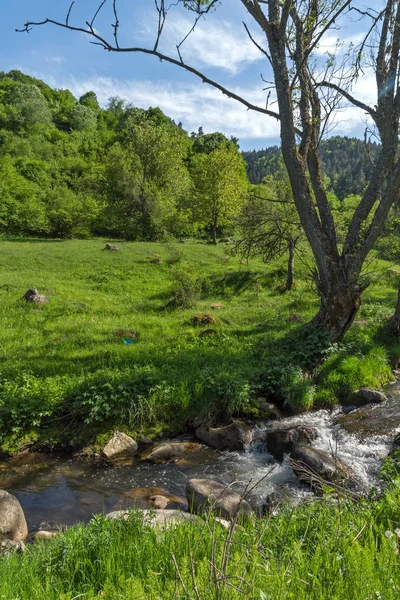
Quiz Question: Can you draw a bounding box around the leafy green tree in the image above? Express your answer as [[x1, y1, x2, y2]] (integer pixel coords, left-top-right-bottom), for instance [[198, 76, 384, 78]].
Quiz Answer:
[[79, 91, 100, 112], [6, 84, 52, 131], [190, 140, 248, 243], [70, 104, 98, 131], [236, 169, 304, 291], [102, 109, 191, 239]]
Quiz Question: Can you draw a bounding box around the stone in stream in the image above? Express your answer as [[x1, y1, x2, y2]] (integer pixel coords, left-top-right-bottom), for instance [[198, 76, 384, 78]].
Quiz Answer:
[[102, 431, 138, 459], [0, 490, 28, 542], [112, 487, 188, 512], [22, 288, 48, 304], [290, 446, 357, 491], [195, 421, 252, 452], [346, 388, 387, 407], [186, 478, 253, 522], [266, 425, 317, 461], [143, 441, 202, 463], [335, 402, 400, 437]]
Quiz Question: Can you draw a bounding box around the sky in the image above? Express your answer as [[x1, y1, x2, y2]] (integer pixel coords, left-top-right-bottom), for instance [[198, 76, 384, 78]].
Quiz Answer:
[[0, 0, 377, 151]]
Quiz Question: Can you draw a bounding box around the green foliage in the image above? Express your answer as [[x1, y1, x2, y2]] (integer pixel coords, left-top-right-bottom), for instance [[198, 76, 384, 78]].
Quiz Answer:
[[69, 104, 98, 131], [190, 140, 248, 241], [243, 136, 380, 200], [316, 345, 392, 403]]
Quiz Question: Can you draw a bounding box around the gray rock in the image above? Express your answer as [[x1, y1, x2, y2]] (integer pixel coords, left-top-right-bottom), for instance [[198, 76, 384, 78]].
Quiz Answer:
[[102, 431, 138, 459], [104, 244, 120, 251], [195, 421, 252, 451], [290, 446, 356, 490], [0, 539, 26, 554], [107, 509, 199, 528], [144, 441, 202, 463], [186, 478, 253, 522], [348, 388, 387, 407], [267, 425, 317, 461], [23, 288, 48, 304], [258, 401, 282, 420], [139, 436, 153, 446], [0, 490, 28, 542], [111, 487, 188, 512], [335, 402, 400, 437], [35, 530, 59, 541]]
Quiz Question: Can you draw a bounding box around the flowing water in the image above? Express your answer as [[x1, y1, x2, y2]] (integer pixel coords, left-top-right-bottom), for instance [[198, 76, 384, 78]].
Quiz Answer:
[[1, 384, 399, 532]]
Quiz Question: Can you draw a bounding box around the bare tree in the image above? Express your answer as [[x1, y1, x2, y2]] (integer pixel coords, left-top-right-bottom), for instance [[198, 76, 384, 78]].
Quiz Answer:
[[18, 0, 400, 341]]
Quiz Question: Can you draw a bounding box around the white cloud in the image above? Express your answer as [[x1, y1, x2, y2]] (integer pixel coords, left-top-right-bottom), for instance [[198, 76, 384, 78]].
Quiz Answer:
[[46, 56, 65, 64], [24, 65, 378, 145], [141, 14, 266, 75], [314, 32, 365, 56]]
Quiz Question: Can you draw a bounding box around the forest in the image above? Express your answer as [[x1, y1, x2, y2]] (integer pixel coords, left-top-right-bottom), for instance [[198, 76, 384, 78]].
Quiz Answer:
[[2, 69, 397, 256]]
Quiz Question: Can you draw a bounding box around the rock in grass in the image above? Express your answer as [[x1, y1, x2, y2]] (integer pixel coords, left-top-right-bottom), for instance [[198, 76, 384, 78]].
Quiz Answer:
[[0, 490, 28, 542], [143, 441, 202, 464], [106, 509, 199, 528], [102, 431, 138, 459], [22, 288, 48, 304], [0, 540, 26, 554], [190, 313, 216, 325], [347, 388, 387, 407], [104, 243, 120, 251], [258, 401, 282, 420], [35, 530, 59, 541], [195, 421, 252, 452], [186, 479, 252, 521]]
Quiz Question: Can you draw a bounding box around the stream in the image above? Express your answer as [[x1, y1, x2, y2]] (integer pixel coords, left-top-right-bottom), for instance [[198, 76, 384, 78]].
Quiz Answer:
[[1, 383, 399, 532]]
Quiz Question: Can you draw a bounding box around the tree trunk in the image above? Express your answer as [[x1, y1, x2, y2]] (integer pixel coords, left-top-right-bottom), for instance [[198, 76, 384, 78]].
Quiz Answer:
[[285, 241, 295, 291], [388, 287, 400, 336], [211, 222, 217, 245], [312, 283, 363, 343]]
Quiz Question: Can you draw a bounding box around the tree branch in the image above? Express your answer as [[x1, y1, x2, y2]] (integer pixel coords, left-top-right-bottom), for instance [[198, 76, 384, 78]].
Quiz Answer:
[[17, 17, 281, 122]]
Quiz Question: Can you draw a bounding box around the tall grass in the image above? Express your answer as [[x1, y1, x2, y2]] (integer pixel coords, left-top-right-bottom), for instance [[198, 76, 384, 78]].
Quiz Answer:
[[0, 474, 399, 599]]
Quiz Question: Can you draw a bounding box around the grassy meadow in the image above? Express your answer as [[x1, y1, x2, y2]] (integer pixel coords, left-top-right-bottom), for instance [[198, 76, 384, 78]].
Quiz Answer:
[[0, 236, 398, 452]]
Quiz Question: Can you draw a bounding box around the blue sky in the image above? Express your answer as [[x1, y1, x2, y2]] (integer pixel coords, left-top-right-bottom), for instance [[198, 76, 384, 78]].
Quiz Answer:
[[1, 0, 374, 150]]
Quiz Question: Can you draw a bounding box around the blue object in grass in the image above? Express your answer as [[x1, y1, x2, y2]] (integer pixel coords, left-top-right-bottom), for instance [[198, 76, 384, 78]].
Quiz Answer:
[[123, 339, 134, 345]]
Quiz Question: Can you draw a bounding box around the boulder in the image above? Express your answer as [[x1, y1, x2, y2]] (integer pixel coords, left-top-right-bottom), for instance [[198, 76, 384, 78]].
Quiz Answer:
[[104, 244, 120, 251], [190, 313, 216, 325], [139, 435, 153, 446], [195, 421, 252, 452], [0, 540, 26, 555], [266, 425, 317, 461], [0, 490, 28, 542], [347, 388, 387, 407], [335, 402, 400, 437], [22, 288, 48, 304], [107, 509, 199, 528], [112, 487, 188, 512], [144, 441, 202, 463], [186, 478, 252, 521], [35, 530, 59, 541], [258, 401, 282, 420], [290, 446, 355, 490], [102, 431, 138, 459]]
